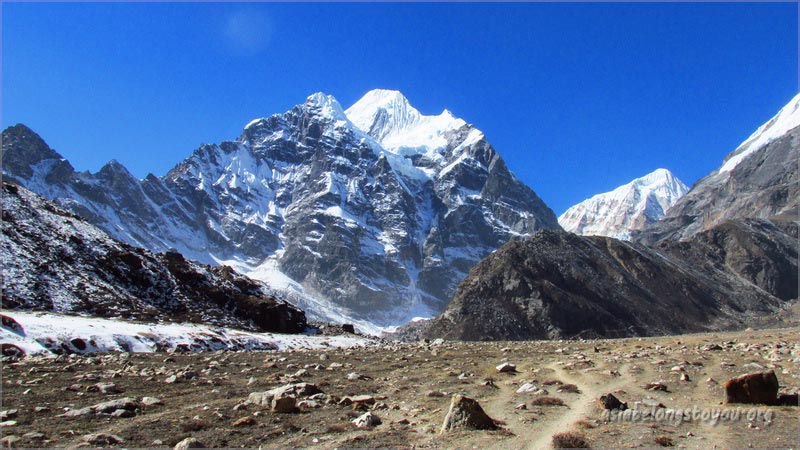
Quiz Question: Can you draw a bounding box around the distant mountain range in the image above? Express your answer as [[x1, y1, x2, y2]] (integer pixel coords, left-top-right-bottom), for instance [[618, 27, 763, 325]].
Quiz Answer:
[[2, 90, 559, 331]]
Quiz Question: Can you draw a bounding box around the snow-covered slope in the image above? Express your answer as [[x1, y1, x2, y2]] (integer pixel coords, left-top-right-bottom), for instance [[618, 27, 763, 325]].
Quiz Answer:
[[1, 312, 372, 356], [2, 90, 561, 330], [720, 92, 800, 173], [558, 169, 689, 240], [1, 181, 307, 334]]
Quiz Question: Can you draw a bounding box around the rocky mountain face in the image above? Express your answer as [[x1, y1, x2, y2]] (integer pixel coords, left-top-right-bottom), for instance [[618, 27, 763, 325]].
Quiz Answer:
[[636, 93, 800, 244], [417, 93, 800, 341], [420, 222, 796, 341], [558, 168, 688, 240], [1, 90, 560, 328], [1, 181, 307, 334]]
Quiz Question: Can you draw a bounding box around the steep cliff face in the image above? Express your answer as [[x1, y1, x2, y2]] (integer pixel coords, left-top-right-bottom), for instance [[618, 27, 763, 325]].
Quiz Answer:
[[2, 90, 560, 328], [1, 181, 307, 334]]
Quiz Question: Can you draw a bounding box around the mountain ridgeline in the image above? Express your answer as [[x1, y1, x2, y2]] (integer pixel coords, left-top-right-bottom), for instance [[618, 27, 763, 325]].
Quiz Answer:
[[3, 89, 797, 341], [416, 93, 800, 341], [1, 90, 560, 329]]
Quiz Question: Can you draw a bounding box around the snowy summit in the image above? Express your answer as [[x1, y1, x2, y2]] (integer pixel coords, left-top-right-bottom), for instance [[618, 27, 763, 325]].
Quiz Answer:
[[558, 168, 689, 240]]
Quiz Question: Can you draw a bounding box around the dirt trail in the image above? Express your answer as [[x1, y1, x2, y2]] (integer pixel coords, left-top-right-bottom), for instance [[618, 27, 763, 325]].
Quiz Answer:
[[482, 361, 632, 450]]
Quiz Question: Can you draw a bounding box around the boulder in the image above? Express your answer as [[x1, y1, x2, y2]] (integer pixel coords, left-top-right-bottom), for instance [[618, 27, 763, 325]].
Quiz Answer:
[[725, 371, 779, 405], [597, 393, 627, 411], [440, 395, 498, 433]]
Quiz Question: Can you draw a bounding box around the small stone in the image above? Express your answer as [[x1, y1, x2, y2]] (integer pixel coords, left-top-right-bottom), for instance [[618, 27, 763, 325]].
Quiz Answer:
[[82, 433, 124, 445], [0, 420, 17, 427], [94, 382, 122, 394], [34, 406, 50, 413], [141, 396, 163, 406], [426, 390, 446, 397], [496, 362, 517, 373], [22, 432, 45, 441], [680, 373, 691, 382], [174, 437, 206, 450], [515, 403, 527, 410], [165, 374, 178, 384], [232, 416, 256, 427], [352, 411, 381, 429], [0, 410, 18, 421], [645, 382, 669, 392], [516, 383, 539, 394]]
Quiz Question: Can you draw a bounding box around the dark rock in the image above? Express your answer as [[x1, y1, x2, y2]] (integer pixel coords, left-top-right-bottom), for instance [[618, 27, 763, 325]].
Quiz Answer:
[[598, 393, 627, 411], [776, 393, 799, 406], [725, 371, 779, 405]]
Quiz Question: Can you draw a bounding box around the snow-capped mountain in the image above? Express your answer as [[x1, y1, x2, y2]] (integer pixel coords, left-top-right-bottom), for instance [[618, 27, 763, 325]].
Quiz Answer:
[[558, 168, 689, 240], [2, 90, 560, 330], [638, 92, 800, 244]]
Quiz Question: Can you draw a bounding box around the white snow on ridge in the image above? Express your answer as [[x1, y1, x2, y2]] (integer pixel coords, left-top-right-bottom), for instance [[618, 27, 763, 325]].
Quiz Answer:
[[210, 256, 391, 336], [559, 168, 689, 240], [345, 89, 468, 159], [719, 92, 800, 173], [0, 311, 373, 356]]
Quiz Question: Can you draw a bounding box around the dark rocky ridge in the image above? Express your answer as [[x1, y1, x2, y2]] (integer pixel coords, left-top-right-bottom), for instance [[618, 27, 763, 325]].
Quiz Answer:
[[1, 181, 306, 334], [419, 223, 796, 341]]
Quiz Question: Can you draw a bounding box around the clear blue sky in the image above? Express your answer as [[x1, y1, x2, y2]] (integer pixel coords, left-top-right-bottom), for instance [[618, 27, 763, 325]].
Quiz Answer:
[[3, 2, 797, 214]]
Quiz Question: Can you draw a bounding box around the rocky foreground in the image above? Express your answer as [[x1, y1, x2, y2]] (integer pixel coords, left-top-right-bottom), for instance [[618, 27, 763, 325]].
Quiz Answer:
[[2, 327, 799, 449]]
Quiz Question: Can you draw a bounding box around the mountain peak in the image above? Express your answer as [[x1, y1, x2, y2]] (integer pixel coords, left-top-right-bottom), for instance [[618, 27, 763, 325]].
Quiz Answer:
[[720, 92, 800, 174], [345, 89, 467, 154], [303, 92, 348, 121], [558, 168, 689, 240]]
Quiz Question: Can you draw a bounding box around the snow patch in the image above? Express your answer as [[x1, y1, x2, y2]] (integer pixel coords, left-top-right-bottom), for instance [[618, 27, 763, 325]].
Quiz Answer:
[[0, 311, 373, 355]]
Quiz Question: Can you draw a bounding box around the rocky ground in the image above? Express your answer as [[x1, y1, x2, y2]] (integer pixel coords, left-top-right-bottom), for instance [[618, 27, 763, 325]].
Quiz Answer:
[[2, 327, 799, 449]]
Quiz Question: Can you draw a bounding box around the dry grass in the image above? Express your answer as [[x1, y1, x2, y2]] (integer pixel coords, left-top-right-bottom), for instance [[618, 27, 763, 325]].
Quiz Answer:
[[575, 419, 596, 429], [530, 396, 566, 406], [541, 379, 563, 386], [181, 418, 211, 432], [552, 430, 590, 448], [558, 383, 580, 393], [654, 436, 675, 447]]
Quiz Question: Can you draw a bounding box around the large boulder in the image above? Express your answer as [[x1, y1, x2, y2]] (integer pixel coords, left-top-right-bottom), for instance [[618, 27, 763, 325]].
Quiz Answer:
[[440, 395, 497, 433], [725, 371, 779, 405]]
